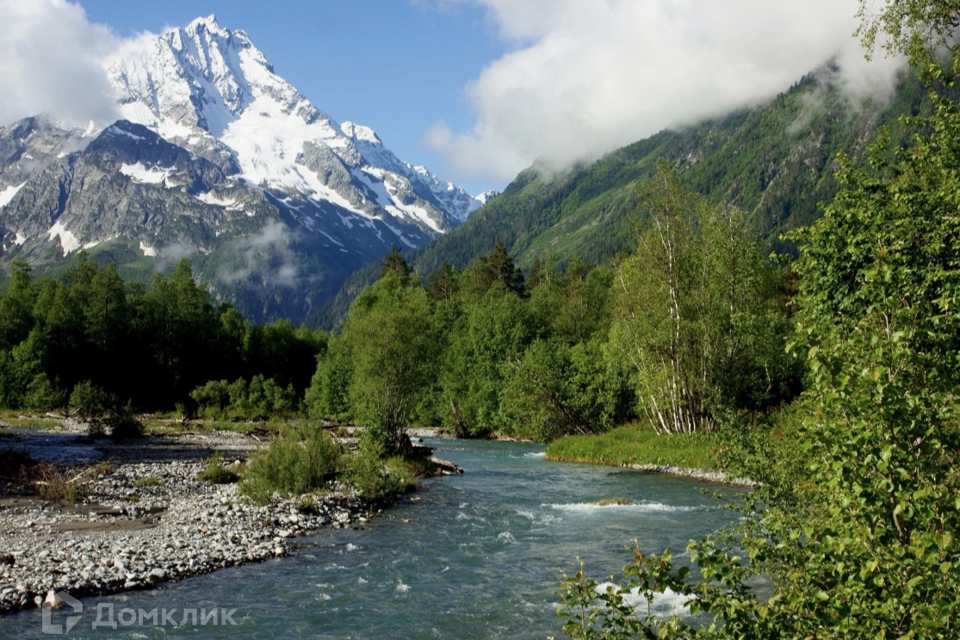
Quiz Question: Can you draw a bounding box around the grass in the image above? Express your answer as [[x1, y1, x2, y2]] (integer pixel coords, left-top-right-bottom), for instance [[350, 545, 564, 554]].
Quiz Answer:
[[1, 453, 111, 504], [197, 452, 242, 485], [141, 418, 275, 436], [0, 410, 65, 430], [134, 476, 164, 488], [545, 423, 719, 470]]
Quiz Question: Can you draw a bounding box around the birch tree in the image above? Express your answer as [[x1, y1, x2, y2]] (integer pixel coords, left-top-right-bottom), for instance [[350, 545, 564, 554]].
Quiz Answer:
[[610, 162, 791, 434]]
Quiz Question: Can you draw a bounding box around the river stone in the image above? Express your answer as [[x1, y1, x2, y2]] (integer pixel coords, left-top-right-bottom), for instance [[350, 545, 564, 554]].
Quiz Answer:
[[43, 589, 78, 610]]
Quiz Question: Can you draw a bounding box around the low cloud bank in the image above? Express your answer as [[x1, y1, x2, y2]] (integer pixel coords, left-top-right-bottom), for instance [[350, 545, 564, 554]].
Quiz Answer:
[[423, 0, 906, 181]]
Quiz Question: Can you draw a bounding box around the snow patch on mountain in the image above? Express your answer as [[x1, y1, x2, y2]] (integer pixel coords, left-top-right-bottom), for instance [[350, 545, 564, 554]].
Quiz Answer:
[[120, 163, 174, 185], [48, 221, 80, 254], [195, 191, 245, 212], [0, 182, 26, 209], [476, 190, 500, 205]]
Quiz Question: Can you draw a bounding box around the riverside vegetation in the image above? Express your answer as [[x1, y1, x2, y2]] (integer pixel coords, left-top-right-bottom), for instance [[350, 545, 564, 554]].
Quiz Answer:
[[554, 2, 960, 638], [0, 163, 802, 461]]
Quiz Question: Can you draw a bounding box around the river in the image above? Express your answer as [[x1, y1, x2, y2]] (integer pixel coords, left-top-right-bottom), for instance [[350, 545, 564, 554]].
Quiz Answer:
[[1, 438, 739, 639]]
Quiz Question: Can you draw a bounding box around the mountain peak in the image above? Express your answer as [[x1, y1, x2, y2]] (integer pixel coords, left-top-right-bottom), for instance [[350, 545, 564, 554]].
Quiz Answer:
[[105, 15, 481, 232], [475, 190, 500, 205], [185, 14, 226, 35], [341, 122, 382, 146]]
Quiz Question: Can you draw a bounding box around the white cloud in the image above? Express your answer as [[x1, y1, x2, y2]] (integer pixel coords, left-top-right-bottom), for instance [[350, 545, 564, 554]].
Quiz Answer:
[[0, 0, 119, 128], [423, 0, 907, 181], [218, 222, 300, 287]]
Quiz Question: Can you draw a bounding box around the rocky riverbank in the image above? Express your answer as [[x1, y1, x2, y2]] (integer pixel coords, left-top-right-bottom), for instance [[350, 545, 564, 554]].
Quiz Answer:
[[625, 463, 757, 488], [0, 426, 375, 614]]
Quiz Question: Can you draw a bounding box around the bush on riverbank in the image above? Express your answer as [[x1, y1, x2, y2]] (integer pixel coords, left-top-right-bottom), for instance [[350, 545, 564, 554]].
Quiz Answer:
[[241, 426, 341, 502], [545, 424, 718, 470], [239, 425, 423, 504], [343, 448, 418, 502], [70, 381, 144, 440]]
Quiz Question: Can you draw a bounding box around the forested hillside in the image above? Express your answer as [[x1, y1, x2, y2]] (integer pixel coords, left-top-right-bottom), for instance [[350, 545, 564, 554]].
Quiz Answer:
[[0, 255, 326, 421], [313, 68, 925, 328], [556, 2, 960, 636], [429, 71, 924, 270], [413, 68, 924, 276]]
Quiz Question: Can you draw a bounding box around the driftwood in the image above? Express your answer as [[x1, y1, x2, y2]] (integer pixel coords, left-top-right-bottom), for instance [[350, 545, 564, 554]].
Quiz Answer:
[[428, 456, 463, 475]]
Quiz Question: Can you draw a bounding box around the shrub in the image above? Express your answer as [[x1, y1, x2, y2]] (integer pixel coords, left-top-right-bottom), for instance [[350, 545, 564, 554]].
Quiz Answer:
[[70, 381, 110, 436], [191, 376, 301, 421], [343, 446, 417, 502], [23, 373, 66, 411], [105, 403, 144, 440], [241, 426, 342, 503], [197, 452, 241, 485], [69, 382, 143, 439], [190, 380, 231, 419], [27, 464, 88, 504]]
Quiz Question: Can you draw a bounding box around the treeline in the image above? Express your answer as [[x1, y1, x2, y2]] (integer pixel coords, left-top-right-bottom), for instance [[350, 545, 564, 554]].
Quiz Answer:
[[304, 163, 802, 452], [0, 166, 801, 451], [0, 256, 325, 415]]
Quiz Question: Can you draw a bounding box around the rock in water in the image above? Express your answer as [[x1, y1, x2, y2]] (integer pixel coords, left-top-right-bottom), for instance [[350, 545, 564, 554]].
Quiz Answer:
[[43, 590, 67, 610]]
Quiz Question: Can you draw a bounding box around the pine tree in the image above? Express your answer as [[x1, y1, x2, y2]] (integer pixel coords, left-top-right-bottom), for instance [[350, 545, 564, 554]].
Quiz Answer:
[[381, 244, 412, 280], [486, 241, 525, 294], [428, 259, 458, 302]]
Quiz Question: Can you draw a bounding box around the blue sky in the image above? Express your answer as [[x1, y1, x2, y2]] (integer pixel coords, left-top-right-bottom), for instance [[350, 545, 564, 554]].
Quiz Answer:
[[82, 0, 510, 195], [0, 1, 899, 198]]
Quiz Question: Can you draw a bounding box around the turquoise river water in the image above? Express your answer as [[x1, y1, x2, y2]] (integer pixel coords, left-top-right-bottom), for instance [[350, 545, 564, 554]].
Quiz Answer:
[[1, 438, 739, 639]]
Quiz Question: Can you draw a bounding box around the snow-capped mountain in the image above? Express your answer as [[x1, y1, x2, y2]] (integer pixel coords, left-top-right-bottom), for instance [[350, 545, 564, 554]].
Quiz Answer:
[[0, 15, 482, 324], [475, 190, 500, 206], [107, 15, 480, 235]]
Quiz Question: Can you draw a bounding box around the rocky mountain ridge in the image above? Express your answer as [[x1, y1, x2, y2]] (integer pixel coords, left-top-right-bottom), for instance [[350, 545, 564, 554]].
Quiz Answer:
[[0, 15, 482, 323]]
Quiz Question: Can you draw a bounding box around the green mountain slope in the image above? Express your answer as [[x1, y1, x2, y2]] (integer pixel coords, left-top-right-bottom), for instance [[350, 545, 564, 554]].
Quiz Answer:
[[314, 67, 925, 328], [415, 68, 924, 272]]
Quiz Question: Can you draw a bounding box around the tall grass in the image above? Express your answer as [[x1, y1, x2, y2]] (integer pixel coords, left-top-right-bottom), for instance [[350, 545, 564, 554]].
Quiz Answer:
[[27, 464, 90, 503], [197, 452, 242, 484], [545, 423, 718, 470]]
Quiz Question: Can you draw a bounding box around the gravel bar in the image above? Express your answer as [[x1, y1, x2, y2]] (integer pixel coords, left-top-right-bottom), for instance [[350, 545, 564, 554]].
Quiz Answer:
[[0, 427, 375, 614]]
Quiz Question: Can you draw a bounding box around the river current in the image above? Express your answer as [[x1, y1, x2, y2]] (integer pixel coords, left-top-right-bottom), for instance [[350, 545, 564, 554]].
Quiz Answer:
[[2, 438, 738, 639]]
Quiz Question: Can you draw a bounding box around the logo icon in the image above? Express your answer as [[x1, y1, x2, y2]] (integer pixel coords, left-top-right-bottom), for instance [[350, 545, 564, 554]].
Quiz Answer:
[[41, 592, 83, 636]]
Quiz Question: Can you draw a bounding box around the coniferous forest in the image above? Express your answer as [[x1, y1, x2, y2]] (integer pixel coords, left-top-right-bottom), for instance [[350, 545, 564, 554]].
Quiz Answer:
[[0, 256, 326, 423]]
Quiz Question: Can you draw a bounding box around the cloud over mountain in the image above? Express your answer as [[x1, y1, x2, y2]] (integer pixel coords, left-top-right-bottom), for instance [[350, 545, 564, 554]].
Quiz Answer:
[[0, 0, 119, 128], [423, 0, 905, 181]]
